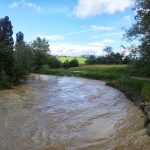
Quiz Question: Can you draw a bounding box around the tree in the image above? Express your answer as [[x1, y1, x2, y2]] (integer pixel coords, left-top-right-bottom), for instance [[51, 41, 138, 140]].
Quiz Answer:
[[0, 16, 14, 81], [0, 16, 14, 49], [125, 0, 150, 68], [62, 60, 69, 69], [32, 37, 50, 69], [47, 55, 61, 69], [69, 59, 79, 67], [85, 55, 97, 64], [14, 32, 34, 83], [103, 46, 113, 56], [16, 31, 24, 44]]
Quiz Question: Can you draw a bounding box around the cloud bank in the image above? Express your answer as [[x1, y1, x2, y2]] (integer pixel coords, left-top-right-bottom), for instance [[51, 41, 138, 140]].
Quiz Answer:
[[73, 0, 133, 18], [51, 38, 114, 56]]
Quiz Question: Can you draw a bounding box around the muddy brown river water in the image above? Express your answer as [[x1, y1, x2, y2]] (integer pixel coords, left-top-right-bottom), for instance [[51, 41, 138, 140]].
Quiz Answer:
[[0, 74, 150, 150]]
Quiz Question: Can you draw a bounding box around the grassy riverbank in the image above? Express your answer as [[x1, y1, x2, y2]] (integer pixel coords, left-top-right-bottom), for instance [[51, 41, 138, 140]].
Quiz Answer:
[[36, 64, 150, 102]]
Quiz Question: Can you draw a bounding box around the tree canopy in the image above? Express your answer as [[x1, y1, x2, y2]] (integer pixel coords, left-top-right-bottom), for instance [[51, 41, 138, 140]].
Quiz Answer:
[[126, 0, 150, 68], [32, 37, 50, 69], [16, 31, 24, 44], [0, 16, 14, 49], [0, 16, 14, 82]]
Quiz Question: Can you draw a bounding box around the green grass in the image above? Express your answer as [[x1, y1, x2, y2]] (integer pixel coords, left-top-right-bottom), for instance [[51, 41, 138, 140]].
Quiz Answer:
[[57, 56, 87, 65], [36, 64, 150, 102], [141, 83, 150, 102]]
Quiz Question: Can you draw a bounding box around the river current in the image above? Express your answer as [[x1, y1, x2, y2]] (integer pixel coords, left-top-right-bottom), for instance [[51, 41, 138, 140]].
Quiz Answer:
[[0, 74, 149, 150]]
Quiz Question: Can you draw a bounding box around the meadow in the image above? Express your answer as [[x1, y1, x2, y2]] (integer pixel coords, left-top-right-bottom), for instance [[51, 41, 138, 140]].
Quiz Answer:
[[57, 56, 87, 64]]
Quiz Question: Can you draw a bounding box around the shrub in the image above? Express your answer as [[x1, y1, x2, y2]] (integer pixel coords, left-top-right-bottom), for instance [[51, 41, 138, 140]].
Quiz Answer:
[[47, 56, 61, 69], [68, 59, 79, 67], [0, 70, 11, 89], [62, 60, 69, 69], [141, 83, 150, 102]]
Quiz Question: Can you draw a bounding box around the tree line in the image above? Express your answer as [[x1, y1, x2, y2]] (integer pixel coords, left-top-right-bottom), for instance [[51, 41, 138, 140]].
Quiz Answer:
[[86, 46, 131, 65], [87, 0, 150, 75], [0, 16, 79, 89]]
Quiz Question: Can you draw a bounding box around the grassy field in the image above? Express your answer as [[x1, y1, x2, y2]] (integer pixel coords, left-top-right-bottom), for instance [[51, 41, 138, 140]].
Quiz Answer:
[[57, 56, 87, 64], [36, 64, 150, 102]]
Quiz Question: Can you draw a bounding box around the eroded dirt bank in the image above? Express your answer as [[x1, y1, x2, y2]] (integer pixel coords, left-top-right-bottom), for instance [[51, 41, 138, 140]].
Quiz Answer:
[[0, 74, 149, 150]]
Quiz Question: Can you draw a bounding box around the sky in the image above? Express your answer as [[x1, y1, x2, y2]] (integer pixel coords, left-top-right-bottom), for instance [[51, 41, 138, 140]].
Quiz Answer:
[[0, 0, 135, 56]]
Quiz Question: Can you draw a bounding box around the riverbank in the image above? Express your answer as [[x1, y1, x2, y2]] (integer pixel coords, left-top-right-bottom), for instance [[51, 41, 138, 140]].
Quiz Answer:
[[35, 64, 150, 135]]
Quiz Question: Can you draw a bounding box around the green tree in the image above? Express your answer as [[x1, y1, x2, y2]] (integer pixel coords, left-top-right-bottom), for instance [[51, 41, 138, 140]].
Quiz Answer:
[[126, 0, 150, 69], [103, 46, 113, 56], [13, 31, 34, 83], [47, 55, 61, 69], [32, 37, 50, 69], [0, 16, 14, 49], [0, 16, 14, 81], [69, 59, 79, 67], [16, 31, 24, 44], [62, 60, 70, 69]]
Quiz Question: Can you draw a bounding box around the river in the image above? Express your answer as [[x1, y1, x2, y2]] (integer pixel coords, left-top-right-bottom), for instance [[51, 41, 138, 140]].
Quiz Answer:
[[0, 74, 149, 150]]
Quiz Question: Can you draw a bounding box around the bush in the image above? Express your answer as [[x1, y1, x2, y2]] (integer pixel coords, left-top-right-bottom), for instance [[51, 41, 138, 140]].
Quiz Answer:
[[47, 57, 79, 69], [47, 56, 61, 69], [62, 60, 69, 69], [85, 56, 97, 64], [69, 59, 79, 67], [0, 70, 11, 89], [141, 83, 150, 101]]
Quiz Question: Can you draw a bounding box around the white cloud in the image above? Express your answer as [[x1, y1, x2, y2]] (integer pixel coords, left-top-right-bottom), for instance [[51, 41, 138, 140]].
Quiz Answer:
[[91, 25, 113, 31], [90, 39, 115, 47], [40, 26, 114, 42], [90, 32, 124, 39], [50, 39, 115, 56], [73, 0, 133, 18], [39, 35, 64, 41], [51, 43, 103, 56], [9, 0, 42, 12], [39, 29, 90, 41]]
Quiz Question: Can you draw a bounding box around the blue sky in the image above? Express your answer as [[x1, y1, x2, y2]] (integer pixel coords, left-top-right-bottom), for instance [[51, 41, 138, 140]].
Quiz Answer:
[[0, 0, 135, 56]]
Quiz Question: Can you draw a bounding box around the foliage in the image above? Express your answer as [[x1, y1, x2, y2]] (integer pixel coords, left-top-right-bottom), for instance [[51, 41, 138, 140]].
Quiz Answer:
[[16, 31, 24, 44], [86, 51, 125, 64], [125, 0, 150, 72], [47, 55, 61, 69], [0, 70, 11, 89], [141, 83, 150, 102], [62, 60, 70, 69], [86, 55, 97, 64], [68, 59, 79, 67], [61, 59, 79, 68], [32, 37, 50, 70], [0, 16, 14, 82], [13, 41, 34, 83], [0, 16, 14, 49], [103, 46, 113, 56]]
